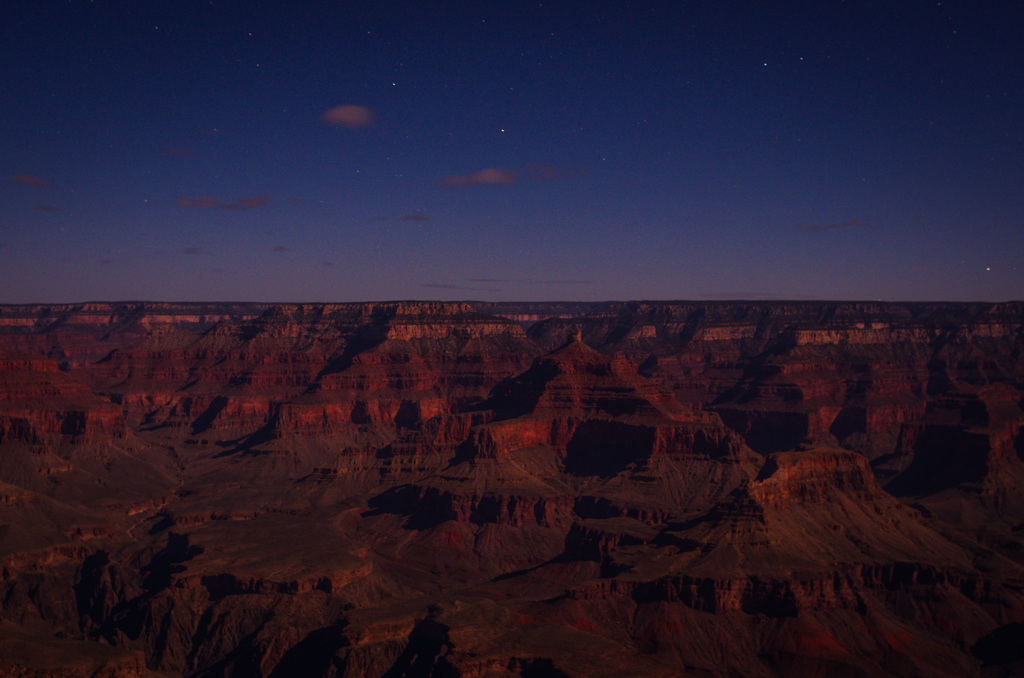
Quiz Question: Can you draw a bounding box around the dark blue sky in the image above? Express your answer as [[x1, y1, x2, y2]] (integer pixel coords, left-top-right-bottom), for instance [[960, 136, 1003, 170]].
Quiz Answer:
[[2, 1, 1022, 302]]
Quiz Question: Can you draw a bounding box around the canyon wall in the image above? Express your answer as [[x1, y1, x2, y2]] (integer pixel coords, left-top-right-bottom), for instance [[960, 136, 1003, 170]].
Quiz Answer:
[[0, 300, 1022, 677]]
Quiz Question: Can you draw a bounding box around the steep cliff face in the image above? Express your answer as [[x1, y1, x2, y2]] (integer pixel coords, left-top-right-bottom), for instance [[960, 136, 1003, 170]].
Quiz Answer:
[[1, 300, 1024, 677], [85, 303, 537, 446], [0, 349, 114, 444], [0, 347, 164, 494], [553, 446, 1024, 678], [528, 302, 1024, 486], [365, 337, 758, 580], [0, 302, 268, 368]]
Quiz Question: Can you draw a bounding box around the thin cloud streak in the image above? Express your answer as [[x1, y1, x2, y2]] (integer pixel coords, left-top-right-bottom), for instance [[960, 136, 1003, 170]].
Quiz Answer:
[[439, 168, 516, 187], [400, 214, 430, 222], [421, 283, 503, 292], [519, 164, 584, 180], [438, 164, 580, 188], [698, 289, 775, 300], [32, 204, 59, 212], [798, 219, 866, 233], [461, 277, 592, 285], [534, 279, 593, 285], [10, 174, 54, 188], [176, 196, 271, 210]]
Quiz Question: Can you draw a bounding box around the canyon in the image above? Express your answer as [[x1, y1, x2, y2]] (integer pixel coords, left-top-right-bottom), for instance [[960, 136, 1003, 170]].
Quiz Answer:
[[0, 300, 1023, 677]]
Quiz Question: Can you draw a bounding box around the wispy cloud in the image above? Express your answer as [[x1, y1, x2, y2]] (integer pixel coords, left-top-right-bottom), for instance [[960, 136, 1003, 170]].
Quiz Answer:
[[322, 105, 375, 129], [439, 168, 516, 187], [176, 196, 271, 210], [438, 164, 581, 188], [698, 289, 775, 300], [534, 279, 593, 285], [400, 213, 430, 222], [461, 277, 592, 286], [798, 219, 865, 233], [422, 282, 503, 292], [519, 164, 584, 180], [423, 277, 590, 292], [10, 174, 54, 188], [183, 247, 201, 255], [271, 245, 290, 252], [32, 204, 59, 212], [236, 196, 271, 209]]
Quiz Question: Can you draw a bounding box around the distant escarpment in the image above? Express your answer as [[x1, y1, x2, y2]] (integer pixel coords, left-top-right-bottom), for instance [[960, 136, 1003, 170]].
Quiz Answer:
[[0, 301, 269, 368], [0, 300, 1023, 677]]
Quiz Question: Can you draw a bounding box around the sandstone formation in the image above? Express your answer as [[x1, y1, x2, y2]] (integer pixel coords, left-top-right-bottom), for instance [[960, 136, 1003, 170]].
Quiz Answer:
[[0, 300, 1023, 677]]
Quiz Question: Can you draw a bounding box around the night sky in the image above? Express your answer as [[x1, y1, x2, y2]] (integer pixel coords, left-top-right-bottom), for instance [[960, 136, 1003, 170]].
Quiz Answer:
[[2, 1, 1022, 303]]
